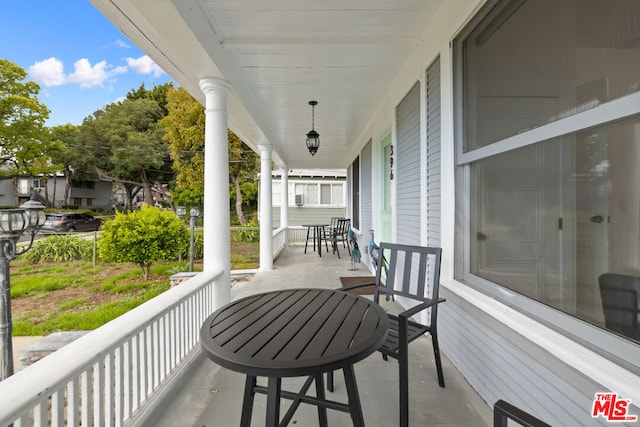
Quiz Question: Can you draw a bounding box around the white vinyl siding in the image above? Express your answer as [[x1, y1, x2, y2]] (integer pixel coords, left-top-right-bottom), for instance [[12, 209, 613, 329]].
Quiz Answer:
[[396, 82, 422, 246], [426, 57, 441, 248]]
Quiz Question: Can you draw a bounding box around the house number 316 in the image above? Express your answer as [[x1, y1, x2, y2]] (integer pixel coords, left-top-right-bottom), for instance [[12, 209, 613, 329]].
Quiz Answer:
[[390, 145, 394, 180]]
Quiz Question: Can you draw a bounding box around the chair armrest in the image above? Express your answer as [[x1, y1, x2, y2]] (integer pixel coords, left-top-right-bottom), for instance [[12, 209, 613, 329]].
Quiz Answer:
[[336, 282, 376, 292], [399, 297, 446, 320]]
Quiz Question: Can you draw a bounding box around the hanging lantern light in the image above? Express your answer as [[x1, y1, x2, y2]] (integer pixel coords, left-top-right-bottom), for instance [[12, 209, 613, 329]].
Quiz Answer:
[[306, 100, 320, 156]]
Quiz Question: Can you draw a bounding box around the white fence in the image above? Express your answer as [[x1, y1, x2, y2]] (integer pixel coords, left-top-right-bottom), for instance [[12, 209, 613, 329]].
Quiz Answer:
[[0, 269, 225, 427]]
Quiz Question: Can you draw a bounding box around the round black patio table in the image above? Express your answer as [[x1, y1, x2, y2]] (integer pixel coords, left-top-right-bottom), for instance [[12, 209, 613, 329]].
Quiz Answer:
[[200, 288, 388, 427]]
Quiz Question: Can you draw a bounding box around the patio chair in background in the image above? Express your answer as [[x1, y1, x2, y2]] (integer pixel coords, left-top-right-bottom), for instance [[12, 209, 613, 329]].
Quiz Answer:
[[599, 273, 640, 341], [329, 242, 446, 427], [331, 218, 351, 259]]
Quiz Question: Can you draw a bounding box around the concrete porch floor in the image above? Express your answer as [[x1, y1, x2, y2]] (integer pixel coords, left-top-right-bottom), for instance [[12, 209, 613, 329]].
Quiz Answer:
[[143, 244, 493, 427]]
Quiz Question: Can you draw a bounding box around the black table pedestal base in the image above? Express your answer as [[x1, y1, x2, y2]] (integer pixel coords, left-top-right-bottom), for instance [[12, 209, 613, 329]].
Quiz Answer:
[[241, 366, 364, 427]]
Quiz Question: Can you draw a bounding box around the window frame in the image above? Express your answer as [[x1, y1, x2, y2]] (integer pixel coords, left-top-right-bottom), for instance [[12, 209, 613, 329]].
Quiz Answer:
[[453, 0, 640, 366]]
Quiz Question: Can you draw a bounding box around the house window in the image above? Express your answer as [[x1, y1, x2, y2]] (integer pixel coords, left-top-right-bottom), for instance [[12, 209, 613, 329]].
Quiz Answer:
[[292, 182, 344, 206], [73, 198, 82, 206], [320, 184, 343, 205], [455, 0, 640, 345]]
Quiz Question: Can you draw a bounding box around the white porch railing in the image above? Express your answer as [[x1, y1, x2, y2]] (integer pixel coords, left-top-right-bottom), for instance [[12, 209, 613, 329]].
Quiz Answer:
[[0, 269, 225, 427], [272, 226, 287, 259]]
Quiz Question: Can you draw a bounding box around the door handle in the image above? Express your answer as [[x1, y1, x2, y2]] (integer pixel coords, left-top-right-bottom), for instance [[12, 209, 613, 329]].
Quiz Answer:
[[590, 215, 604, 223], [477, 232, 488, 241]]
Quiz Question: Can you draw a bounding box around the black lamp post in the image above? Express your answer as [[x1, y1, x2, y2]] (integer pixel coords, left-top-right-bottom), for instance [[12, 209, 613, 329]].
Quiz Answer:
[[0, 192, 46, 380], [306, 100, 320, 156]]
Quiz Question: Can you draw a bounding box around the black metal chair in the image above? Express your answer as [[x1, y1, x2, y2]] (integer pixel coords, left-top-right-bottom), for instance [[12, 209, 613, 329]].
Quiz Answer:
[[331, 218, 351, 259], [599, 273, 640, 341], [329, 242, 445, 427]]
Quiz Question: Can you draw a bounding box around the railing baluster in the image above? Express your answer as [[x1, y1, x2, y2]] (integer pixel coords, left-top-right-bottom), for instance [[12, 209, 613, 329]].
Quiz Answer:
[[94, 360, 104, 427], [123, 340, 131, 420], [51, 388, 64, 426], [105, 353, 114, 427], [33, 400, 47, 427], [114, 346, 123, 427], [81, 369, 93, 426]]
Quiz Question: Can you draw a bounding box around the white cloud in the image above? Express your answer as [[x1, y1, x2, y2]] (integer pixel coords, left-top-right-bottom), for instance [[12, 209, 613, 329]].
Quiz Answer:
[[28, 57, 66, 86], [112, 39, 131, 49], [28, 57, 128, 89], [126, 55, 164, 77], [66, 59, 110, 88]]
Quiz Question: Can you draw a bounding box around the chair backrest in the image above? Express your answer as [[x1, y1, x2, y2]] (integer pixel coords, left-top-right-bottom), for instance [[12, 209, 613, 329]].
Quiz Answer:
[[329, 217, 344, 230], [373, 242, 442, 322], [598, 273, 640, 340], [335, 218, 350, 236]]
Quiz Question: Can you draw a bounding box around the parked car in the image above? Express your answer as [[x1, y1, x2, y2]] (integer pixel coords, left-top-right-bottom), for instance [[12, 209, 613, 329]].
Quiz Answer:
[[40, 212, 102, 233]]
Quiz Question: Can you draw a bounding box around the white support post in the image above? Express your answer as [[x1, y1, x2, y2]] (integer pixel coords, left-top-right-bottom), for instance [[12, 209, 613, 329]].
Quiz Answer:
[[258, 145, 273, 271], [199, 77, 232, 306], [279, 168, 289, 244]]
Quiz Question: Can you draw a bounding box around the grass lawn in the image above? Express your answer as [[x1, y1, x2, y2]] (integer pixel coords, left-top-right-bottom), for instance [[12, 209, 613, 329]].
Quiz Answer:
[[10, 240, 259, 336]]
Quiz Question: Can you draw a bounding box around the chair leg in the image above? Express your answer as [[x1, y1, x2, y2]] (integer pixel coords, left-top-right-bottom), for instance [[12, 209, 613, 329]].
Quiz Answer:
[[431, 331, 445, 388], [399, 349, 409, 427]]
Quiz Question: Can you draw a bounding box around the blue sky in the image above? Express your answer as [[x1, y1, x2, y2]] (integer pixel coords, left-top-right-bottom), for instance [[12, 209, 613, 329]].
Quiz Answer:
[[0, 1, 172, 126]]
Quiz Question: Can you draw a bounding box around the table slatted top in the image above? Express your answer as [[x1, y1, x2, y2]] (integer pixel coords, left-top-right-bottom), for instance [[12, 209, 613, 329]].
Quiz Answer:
[[200, 289, 388, 377]]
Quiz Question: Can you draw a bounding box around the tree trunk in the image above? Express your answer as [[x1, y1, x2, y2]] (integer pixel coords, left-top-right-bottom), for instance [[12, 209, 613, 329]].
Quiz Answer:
[[140, 168, 154, 205], [231, 174, 245, 224], [43, 177, 49, 207], [12, 176, 19, 206], [64, 169, 72, 206]]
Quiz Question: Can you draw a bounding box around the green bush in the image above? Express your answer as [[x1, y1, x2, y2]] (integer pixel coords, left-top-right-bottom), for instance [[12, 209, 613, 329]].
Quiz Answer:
[[233, 221, 259, 243], [22, 234, 95, 264], [98, 206, 189, 280]]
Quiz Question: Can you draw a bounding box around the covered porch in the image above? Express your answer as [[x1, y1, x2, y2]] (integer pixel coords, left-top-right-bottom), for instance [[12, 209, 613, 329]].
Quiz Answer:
[[141, 245, 492, 427]]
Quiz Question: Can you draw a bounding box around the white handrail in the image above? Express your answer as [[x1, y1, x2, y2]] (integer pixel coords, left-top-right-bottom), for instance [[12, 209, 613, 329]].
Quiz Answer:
[[0, 269, 224, 427]]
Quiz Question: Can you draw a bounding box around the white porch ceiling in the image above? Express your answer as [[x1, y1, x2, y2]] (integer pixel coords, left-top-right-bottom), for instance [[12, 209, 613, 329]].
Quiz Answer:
[[90, 0, 445, 169]]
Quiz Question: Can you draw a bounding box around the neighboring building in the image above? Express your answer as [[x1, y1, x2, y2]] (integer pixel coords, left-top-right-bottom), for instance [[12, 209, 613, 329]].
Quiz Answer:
[[0, 176, 114, 209], [266, 169, 346, 227]]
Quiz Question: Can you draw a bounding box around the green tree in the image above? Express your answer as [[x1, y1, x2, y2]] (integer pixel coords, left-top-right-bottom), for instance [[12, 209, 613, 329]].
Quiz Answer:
[[0, 59, 52, 203], [126, 82, 173, 116], [159, 86, 259, 223], [99, 205, 188, 280], [77, 96, 173, 208], [228, 131, 259, 224], [47, 123, 80, 206], [159, 86, 205, 208]]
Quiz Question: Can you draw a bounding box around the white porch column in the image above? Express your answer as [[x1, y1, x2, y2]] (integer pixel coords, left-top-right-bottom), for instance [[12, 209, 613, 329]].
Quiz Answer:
[[279, 168, 289, 243], [200, 77, 232, 305], [259, 145, 273, 271]]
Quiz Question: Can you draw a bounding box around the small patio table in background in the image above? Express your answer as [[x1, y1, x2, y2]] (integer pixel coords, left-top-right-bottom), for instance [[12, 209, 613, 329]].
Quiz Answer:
[[303, 224, 329, 257], [199, 288, 388, 427]]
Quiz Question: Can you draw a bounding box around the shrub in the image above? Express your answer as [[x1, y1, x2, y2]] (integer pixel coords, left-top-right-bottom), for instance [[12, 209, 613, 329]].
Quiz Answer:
[[181, 232, 203, 260], [233, 221, 259, 243], [22, 234, 95, 264], [98, 206, 189, 280]]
